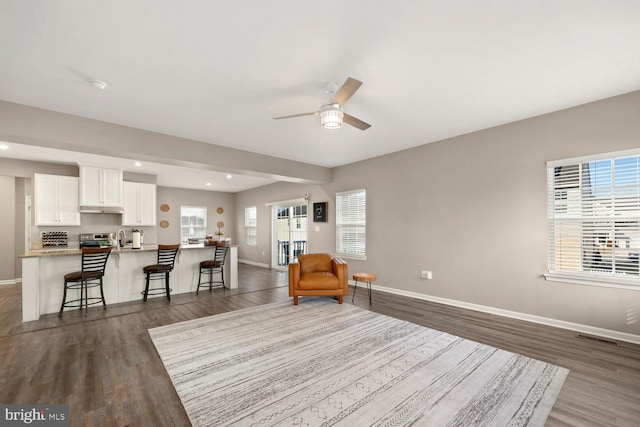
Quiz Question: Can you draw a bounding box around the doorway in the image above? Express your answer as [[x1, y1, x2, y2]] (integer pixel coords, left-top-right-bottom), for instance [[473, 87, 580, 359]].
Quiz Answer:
[[271, 203, 308, 270]]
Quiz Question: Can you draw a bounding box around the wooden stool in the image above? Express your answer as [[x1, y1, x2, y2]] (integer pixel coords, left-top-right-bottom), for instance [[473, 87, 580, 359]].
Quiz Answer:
[[197, 241, 229, 294], [142, 244, 180, 302], [352, 273, 376, 305], [59, 247, 112, 317]]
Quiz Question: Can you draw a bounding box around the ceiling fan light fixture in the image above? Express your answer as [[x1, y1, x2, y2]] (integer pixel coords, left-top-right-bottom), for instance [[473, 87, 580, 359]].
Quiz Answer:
[[320, 104, 343, 129]]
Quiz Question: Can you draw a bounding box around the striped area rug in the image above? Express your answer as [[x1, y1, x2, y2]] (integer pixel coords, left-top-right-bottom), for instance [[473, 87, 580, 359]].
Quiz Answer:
[[149, 299, 568, 426]]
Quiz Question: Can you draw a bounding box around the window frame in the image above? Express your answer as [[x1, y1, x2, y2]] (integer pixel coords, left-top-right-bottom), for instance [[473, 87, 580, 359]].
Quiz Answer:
[[545, 148, 640, 290], [335, 189, 367, 260], [180, 205, 207, 245], [245, 205, 257, 247]]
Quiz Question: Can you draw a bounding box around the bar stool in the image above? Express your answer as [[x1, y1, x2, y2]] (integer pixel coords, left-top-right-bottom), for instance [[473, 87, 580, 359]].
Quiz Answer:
[[59, 247, 112, 317], [142, 244, 180, 302], [197, 241, 229, 294]]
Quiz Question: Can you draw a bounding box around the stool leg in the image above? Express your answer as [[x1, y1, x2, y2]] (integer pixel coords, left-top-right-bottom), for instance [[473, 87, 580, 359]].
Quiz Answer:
[[197, 267, 202, 294], [221, 268, 225, 290], [59, 280, 68, 317], [80, 279, 85, 312], [165, 271, 171, 301], [352, 280, 358, 303], [143, 272, 150, 302], [100, 277, 107, 309], [367, 281, 372, 306], [209, 267, 213, 292]]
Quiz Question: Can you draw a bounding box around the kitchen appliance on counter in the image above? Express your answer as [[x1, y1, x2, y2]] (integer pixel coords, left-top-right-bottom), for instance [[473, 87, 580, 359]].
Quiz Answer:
[[41, 231, 68, 247], [79, 233, 112, 248]]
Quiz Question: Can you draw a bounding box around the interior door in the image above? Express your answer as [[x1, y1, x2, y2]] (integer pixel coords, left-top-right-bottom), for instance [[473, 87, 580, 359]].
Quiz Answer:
[[272, 203, 308, 270]]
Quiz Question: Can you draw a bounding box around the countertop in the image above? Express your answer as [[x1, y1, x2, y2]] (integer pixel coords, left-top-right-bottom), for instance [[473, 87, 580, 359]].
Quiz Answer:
[[19, 243, 226, 258]]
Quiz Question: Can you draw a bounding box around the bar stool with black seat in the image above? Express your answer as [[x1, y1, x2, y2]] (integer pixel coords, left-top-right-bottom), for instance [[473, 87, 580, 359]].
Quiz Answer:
[[197, 241, 229, 294], [142, 244, 180, 302], [59, 247, 112, 317]]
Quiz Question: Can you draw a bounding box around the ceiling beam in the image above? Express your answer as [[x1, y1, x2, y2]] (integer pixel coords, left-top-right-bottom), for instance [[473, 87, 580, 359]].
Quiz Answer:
[[0, 100, 331, 184]]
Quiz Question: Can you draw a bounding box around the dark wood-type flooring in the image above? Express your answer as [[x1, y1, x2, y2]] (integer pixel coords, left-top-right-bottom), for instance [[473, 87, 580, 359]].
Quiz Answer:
[[1, 264, 639, 426]]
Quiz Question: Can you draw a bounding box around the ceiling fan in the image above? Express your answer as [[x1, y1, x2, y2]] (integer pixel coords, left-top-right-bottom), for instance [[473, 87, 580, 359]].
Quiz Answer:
[[273, 77, 371, 131]]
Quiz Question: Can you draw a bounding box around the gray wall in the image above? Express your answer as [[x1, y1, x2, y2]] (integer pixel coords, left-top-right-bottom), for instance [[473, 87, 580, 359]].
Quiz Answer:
[[236, 91, 640, 336], [14, 177, 28, 278], [157, 187, 234, 245], [234, 182, 334, 266], [0, 176, 15, 281]]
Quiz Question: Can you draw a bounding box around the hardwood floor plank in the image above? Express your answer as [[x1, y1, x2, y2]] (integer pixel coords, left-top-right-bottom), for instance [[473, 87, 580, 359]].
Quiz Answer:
[[1, 264, 638, 426]]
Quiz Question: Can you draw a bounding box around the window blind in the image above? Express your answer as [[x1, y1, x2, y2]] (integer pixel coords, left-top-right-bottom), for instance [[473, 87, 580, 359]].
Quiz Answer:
[[336, 189, 366, 259], [547, 153, 640, 284], [245, 206, 257, 246], [180, 206, 207, 243]]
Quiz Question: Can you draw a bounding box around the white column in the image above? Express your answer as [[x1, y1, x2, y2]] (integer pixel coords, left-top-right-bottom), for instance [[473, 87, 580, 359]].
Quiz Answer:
[[228, 246, 238, 289], [21, 257, 40, 322]]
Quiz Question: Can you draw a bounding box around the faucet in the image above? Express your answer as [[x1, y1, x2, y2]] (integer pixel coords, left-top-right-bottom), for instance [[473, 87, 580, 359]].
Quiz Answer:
[[117, 229, 126, 247]]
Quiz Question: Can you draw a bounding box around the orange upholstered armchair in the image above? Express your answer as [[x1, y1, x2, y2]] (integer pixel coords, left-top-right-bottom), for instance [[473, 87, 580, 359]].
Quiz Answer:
[[289, 253, 348, 305]]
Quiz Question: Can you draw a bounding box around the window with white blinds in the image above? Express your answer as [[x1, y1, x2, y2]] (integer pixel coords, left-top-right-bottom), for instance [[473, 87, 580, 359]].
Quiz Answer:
[[245, 206, 257, 246], [547, 150, 640, 286], [336, 189, 366, 259], [180, 206, 207, 244]]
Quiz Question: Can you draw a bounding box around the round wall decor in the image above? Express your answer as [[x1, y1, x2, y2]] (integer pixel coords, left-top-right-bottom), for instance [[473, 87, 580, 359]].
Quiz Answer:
[[217, 221, 224, 228], [160, 220, 169, 228], [160, 204, 170, 212], [217, 207, 224, 214]]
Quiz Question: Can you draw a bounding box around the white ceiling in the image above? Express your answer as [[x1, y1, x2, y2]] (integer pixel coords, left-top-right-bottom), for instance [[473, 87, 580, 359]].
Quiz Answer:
[[1, 1, 639, 191]]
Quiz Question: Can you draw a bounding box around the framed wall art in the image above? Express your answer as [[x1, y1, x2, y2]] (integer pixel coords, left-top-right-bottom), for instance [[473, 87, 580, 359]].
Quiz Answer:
[[313, 202, 327, 222]]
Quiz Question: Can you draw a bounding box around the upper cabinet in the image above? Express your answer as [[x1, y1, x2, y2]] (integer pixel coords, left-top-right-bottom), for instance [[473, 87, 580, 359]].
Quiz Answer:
[[122, 182, 156, 226], [79, 166, 123, 211], [34, 174, 81, 226]]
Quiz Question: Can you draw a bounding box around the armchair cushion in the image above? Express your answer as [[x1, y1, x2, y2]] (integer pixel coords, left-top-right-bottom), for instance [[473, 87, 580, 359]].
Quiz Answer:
[[300, 253, 333, 274], [299, 272, 341, 290]]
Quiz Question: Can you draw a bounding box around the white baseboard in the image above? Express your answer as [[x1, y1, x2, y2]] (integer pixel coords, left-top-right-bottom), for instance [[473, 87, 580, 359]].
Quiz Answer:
[[0, 279, 19, 286], [351, 281, 640, 346], [239, 259, 270, 269]]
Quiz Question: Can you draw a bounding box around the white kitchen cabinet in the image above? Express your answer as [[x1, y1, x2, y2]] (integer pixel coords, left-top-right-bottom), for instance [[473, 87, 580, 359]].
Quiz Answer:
[[34, 174, 81, 226], [122, 182, 156, 226], [79, 166, 123, 208]]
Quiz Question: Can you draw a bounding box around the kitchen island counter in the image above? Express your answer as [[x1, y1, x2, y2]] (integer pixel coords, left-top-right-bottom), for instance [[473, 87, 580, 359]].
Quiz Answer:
[[20, 244, 238, 322], [19, 243, 223, 257]]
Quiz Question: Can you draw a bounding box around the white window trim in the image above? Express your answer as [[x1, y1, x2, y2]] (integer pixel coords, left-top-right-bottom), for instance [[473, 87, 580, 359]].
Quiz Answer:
[[544, 271, 640, 291], [245, 205, 257, 247], [336, 189, 367, 260], [546, 148, 640, 290], [547, 147, 640, 168], [180, 205, 207, 244]]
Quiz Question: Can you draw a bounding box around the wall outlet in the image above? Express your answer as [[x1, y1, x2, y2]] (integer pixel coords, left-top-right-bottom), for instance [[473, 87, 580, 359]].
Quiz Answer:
[[421, 270, 433, 280]]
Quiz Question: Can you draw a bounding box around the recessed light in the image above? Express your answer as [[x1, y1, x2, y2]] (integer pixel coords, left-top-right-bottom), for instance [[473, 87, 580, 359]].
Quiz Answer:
[[206, 182, 212, 186], [134, 161, 142, 167], [0, 144, 8, 150], [226, 174, 232, 179]]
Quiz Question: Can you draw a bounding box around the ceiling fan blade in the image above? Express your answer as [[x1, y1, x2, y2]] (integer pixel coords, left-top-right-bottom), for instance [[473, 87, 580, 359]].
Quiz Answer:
[[343, 113, 371, 131], [331, 77, 363, 106], [273, 112, 317, 120]]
